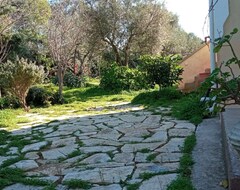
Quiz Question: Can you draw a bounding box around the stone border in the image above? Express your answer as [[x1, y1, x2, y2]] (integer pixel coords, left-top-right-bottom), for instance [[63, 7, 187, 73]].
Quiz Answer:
[[221, 106, 240, 190]]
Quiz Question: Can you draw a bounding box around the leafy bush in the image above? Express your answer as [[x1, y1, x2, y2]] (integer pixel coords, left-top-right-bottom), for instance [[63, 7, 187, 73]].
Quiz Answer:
[[0, 95, 20, 109], [172, 94, 206, 125], [52, 71, 86, 88], [139, 55, 183, 89], [100, 63, 150, 92], [0, 58, 44, 111], [26, 86, 53, 107]]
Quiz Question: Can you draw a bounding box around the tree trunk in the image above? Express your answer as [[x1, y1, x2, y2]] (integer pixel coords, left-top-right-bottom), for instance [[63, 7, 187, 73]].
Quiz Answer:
[[111, 43, 121, 65], [57, 65, 64, 103], [124, 46, 130, 67]]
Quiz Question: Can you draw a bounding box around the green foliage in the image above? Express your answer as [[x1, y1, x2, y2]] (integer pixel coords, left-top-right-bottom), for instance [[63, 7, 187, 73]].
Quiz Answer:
[[167, 177, 195, 190], [202, 28, 240, 107], [63, 179, 92, 189], [139, 55, 183, 89], [132, 87, 182, 107], [0, 58, 45, 110], [171, 94, 205, 125], [167, 135, 196, 190], [63, 71, 86, 88], [100, 63, 150, 92], [0, 95, 20, 109], [26, 86, 53, 107], [126, 183, 141, 190]]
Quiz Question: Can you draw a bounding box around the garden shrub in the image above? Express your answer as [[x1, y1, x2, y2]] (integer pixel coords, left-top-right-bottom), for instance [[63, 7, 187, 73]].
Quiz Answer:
[[26, 86, 53, 107], [0, 58, 44, 111], [52, 71, 86, 88], [172, 93, 206, 125], [138, 55, 183, 89], [0, 95, 20, 109], [100, 63, 149, 92]]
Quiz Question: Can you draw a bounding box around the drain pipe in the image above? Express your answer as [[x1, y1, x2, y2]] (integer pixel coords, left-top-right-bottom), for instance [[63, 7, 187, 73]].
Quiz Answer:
[[209, 0, 216, 73]]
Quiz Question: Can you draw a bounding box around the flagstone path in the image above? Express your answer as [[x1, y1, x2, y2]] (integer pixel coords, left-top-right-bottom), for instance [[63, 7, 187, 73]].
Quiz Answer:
[[1, 103, 196, 190]]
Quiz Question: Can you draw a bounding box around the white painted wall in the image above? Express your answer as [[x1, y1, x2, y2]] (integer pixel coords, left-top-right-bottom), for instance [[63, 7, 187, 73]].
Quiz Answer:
[[212, 0, 229, 38]]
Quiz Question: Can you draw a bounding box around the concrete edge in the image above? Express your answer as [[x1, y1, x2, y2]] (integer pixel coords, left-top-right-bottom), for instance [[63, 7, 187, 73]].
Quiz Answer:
[[220, 112, 240, 190]]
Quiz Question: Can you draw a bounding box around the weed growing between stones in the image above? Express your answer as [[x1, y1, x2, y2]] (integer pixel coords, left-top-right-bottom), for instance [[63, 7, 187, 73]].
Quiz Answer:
[[139, 148, 151, 153], [63, 179, 92, 189], [126, 182, 141, 190], [146, 153, 158, 161], [167, 134, 196, 190], [1, 155, 24, 168], [67, 150, 82, 159]]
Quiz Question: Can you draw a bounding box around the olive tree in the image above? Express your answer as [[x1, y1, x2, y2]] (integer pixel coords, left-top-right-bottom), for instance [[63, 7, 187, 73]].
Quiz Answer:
[[0, 58, 44, 111], [85, 0, 172, 66]]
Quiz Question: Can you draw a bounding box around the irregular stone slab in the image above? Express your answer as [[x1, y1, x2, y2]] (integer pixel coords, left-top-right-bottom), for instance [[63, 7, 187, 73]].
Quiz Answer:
[[37, 176, 60, 183], [80, 146, 116, 154], [174, 122, 196, 131], [90, 184, 122, 190], [37, 127, 54, 134], [155, 153, 182, 163], [55, 185, 68, 190], [143, 131, 168, 143], [11, 129, 32, 136], [58, 124, 81, 133], [135, 152, 151, 163], [41, 145, 78, 160], [91, 128, 121, 141], [77, 125, 98, 133], [10, 160, 38, 171], [33, 162, 71, 176], [155, 138, 185, 153], [63, 166, 134, 184], [63, 155, 85, 164], [48, 121, 61, 127], [103, 119, 124, 127], [81, 138, 122, 147], [25, 152, 39, 160], [143, 115, 162, 125], [22, 141, 48, 153], [121, 143, 163, 153], [139, 174, 177, 190], [119, 128, 150, 138], [51, 137, 76, 148], [118, 136, 144, 143], [3, 183, 43, 190], [74, 131, 97, 138], [132, 163, 176, 179], [119, 115, 146, 123], [80, 153, 111, 164], [44, 130, 73, 138], [7, 147, 18, 155], [168, 128, 193, 137], [113, 153, 134, 163]]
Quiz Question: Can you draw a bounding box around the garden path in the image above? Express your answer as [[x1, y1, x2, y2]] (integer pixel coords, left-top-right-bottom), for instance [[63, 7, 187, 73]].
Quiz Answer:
[[1, 103, 196, 190]]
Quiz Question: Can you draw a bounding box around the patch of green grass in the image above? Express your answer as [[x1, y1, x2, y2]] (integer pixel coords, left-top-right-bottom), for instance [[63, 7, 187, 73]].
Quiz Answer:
[[139, 148, 151, 153], [106, 151, 114, 159], [167, 177, 195, 190], [21, 178, 51, 186], [43, 185, 57, 190], [0, 130, 10, 145], [141, 134, 152, 139], [126, 182, 141, 190], [77, 140, 85, 147], [0, 147, 9, 156], [0, 109, 23, 130], [0, 168, 24, 188], [182, 134, 197, 153], [63, 179, 92, 189], [146, 153, 158, 162], [67, 150, 82, 159], [167, 134, 197, 190]]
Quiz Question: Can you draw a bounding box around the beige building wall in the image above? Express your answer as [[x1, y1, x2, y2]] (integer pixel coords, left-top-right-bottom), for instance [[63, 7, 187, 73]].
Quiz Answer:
[[178, 45, 210, 90], [218, 0, 240, 75]]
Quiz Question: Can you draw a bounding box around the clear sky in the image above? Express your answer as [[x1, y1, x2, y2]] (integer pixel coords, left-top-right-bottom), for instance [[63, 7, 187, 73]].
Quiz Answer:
[[161, 0, 209, 40]]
